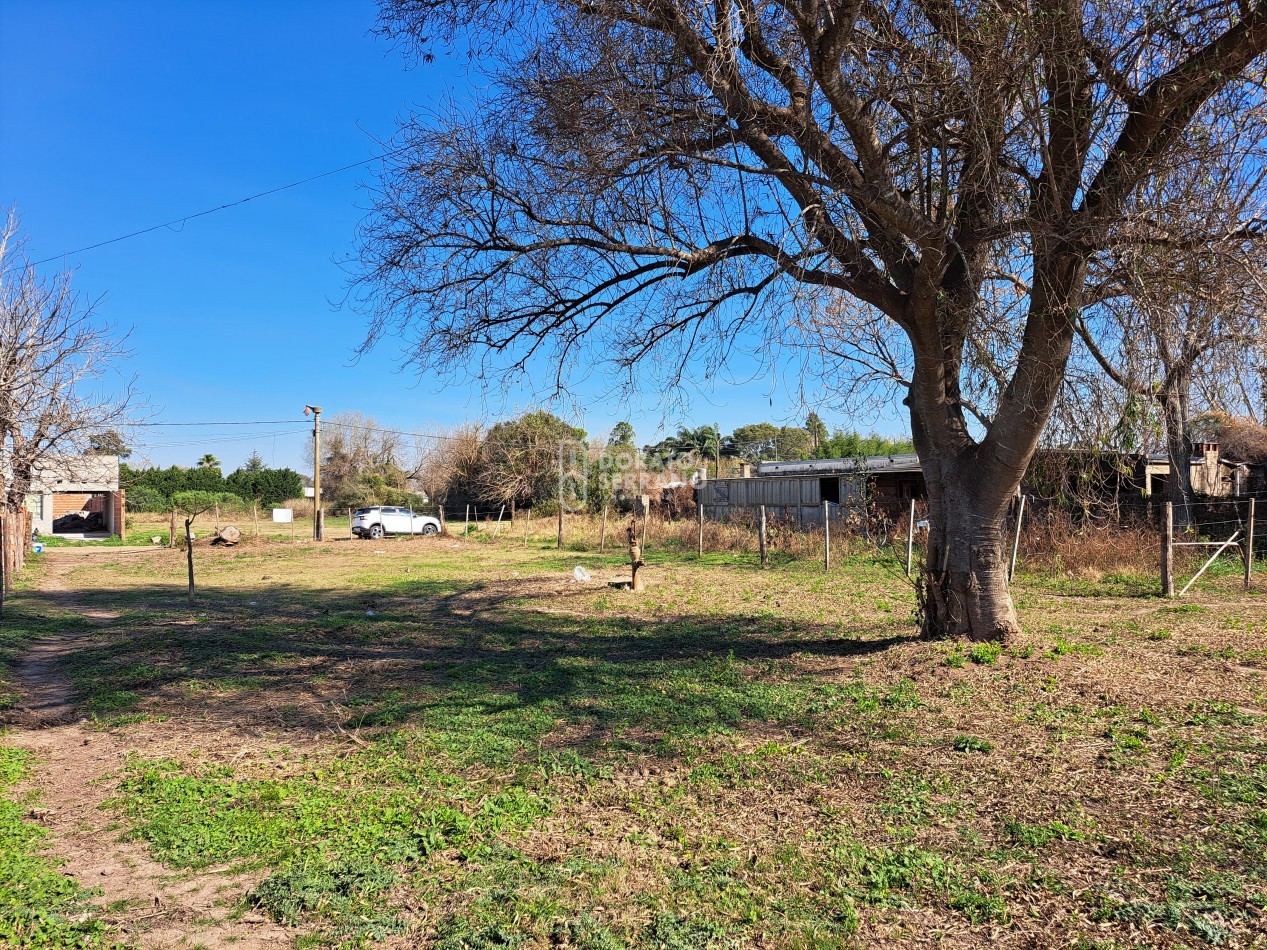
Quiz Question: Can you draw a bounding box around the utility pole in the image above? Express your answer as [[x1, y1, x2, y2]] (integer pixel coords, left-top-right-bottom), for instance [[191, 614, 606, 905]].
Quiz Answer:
[[304, 404, 323, 540]]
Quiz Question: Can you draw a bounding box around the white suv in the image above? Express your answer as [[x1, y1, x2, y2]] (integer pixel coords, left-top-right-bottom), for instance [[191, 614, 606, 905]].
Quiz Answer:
[[351, 506, 442, 540]]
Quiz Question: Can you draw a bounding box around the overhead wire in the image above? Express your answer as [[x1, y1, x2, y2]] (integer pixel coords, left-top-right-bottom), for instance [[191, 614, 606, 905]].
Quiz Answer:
[[132, 430, 309, 450], [31, 144, 414, 267], [133, 420, 302, 427]]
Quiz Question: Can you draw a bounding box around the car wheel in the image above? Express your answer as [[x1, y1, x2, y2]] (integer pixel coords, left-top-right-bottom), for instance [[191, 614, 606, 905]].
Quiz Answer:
[[369, 523, 384, 540], [422, 523, 439, 536]]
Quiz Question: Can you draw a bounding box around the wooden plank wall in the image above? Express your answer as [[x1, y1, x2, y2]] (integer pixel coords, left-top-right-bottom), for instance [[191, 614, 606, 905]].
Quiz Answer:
[[698, 476, 839, 524]]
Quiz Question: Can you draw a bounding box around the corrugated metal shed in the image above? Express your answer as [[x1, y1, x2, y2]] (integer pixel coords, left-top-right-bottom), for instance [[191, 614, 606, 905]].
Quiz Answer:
[[697, 474, 866, 525], [697, 453, 927, 523]]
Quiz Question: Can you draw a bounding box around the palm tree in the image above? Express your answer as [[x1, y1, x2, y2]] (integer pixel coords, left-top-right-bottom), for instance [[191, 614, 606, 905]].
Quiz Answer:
[[197, 453, 221, 470], [668, 425, 722, 476]]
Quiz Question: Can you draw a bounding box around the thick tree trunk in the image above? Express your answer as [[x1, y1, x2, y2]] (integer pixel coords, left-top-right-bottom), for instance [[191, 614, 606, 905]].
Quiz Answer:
[[1159, 375, 1194, 530], [921, 464, 1021, 644], [906, 240, 1082, 644]]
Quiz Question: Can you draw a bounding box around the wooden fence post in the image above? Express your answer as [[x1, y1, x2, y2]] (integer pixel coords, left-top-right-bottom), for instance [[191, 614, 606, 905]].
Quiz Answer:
[[697, 502, 704, 558], [599, 505, 608, 552], [170, 509, 177, 548], [1008, 495, 1026, 582], [1162, 501, 1175, 598], [823, 501, 830, 572], [905, 497, 916, 577], [1246, 497, 1255, 591], [759, 504, 769, 568]]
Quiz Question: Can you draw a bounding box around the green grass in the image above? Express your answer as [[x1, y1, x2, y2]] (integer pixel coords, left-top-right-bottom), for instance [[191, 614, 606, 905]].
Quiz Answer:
[[0, 747, 111, 946], [115, 741, 549, 939], [2, 531, 1264, 946], [0, 594, 90, 712]]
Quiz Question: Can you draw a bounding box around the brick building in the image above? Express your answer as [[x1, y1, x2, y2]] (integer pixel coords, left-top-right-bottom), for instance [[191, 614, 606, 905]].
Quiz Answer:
[[25, 455, 124, 539]]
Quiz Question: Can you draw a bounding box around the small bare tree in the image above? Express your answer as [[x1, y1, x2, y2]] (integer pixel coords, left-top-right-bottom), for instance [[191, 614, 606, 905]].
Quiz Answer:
[[172, 490, 239, 608], [310, 411, 410, 508], [0, 211, 136, 516], [406, 423, 484, 528]]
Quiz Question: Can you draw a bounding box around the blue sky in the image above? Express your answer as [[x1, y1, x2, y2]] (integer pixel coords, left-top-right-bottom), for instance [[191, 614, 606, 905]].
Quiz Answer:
[[1, 0, 907, 473]]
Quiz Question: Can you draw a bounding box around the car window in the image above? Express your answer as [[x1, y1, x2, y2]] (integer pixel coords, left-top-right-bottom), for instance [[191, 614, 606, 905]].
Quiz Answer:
[[354, 508, 372, 516]]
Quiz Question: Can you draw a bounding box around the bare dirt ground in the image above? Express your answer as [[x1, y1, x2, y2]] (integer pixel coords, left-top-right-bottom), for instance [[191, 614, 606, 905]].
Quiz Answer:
[[6, 549, 296, 948]]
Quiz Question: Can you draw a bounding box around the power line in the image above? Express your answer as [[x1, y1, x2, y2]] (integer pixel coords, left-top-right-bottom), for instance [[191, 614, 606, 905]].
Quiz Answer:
[[130, 418, 464, 443], [134, 430, 309, 450], [133, 420, 302, 427], [126, 417, 465, 445], [132, 416, 580, 447], [31, 145, 414, 267], [321, 419, 475, 443]]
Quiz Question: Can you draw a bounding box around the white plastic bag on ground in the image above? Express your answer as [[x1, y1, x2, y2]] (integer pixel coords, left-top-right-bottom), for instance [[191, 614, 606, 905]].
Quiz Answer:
[[573, 566, 592, 582]]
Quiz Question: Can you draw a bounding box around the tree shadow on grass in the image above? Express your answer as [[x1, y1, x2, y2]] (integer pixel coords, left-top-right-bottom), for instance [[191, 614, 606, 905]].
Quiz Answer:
[[6, 570, 919, 755]]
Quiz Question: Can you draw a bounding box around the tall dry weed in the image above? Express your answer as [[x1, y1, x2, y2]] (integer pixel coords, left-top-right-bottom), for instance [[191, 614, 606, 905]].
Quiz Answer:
[[1019, 508, 1156, 577]]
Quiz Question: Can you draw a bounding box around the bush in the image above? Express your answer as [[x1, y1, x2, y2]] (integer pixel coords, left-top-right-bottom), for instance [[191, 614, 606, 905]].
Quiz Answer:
[[225, 467, 305, 509], [125, 486, 167, 512], [658, 484, 697, 520], [121, 463, 227, 501]]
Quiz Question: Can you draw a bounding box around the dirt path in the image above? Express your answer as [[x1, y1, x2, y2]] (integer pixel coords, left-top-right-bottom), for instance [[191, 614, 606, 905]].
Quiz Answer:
[[5, 550, 295, 948]]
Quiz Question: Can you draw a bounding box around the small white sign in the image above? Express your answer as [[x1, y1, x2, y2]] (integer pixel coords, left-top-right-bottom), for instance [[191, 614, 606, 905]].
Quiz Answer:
[[272, 508, 294, 523]]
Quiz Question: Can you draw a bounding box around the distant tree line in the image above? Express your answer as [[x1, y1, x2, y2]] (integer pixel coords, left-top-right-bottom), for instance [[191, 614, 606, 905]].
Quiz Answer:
[[122, 451, 303, 512], [644, 412, 913, 467], [119, 409, 921, 519], [405, 409, 914, 518]]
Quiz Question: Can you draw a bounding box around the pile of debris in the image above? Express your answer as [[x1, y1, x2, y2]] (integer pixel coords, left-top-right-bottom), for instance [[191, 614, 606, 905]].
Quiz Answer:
[[52, 510, 105, 533]]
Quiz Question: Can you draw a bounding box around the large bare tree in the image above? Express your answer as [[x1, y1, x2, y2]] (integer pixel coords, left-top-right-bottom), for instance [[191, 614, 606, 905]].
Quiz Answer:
[[355, 0, 1267, 641], [0, 212, 135, 514]]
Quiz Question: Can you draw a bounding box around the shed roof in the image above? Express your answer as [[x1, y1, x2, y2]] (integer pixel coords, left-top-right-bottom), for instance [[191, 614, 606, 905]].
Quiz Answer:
[[755, 454, 923, 477]]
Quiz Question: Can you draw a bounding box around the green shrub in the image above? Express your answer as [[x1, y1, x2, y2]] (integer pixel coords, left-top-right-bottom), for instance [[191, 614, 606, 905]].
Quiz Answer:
[[124, 485, 168, 512], [969, 642, 1003, 664], [953, 735, 993, 753]]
